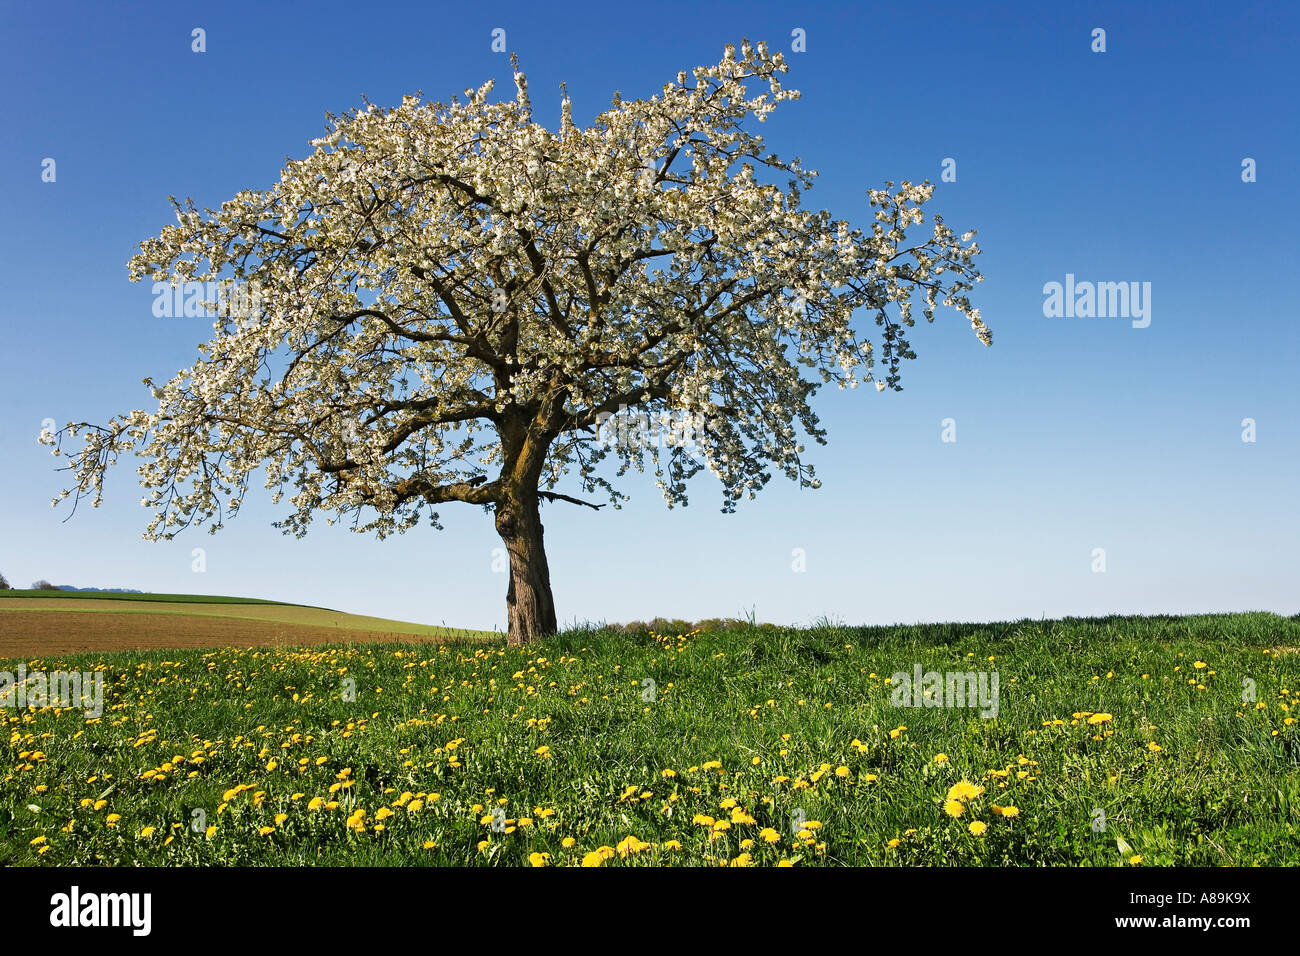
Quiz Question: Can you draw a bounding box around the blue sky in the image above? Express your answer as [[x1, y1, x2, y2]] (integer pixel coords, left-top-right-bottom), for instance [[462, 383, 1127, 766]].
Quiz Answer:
[[2, 0, 1296, 631]]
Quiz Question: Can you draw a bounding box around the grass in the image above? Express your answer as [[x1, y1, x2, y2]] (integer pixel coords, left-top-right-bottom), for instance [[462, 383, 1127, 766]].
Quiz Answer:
[[2, 611, 1297, 866]]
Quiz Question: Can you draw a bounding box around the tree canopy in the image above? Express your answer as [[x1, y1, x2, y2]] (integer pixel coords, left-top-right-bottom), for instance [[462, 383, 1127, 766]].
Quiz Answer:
[[44, 40, 990, 642]]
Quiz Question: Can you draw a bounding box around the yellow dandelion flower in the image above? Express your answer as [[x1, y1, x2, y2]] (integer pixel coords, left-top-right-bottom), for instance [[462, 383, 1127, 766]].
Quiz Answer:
[[616, 835, 650, 857], [946, 780, 985, 803]]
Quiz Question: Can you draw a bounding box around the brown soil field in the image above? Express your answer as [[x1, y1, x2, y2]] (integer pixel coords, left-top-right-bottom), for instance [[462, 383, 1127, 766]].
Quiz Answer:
[[0, 602, 493, 658]]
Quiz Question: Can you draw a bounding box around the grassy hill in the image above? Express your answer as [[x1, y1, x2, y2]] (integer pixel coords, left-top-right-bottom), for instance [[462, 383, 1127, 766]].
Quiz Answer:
[[0, 590, 495, 655], [1, 611, 1297, 866], [0, 589, 309, 605]]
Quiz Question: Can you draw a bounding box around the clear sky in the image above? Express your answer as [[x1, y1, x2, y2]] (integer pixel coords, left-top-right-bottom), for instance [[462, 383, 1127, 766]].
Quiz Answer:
[[2, 0, 1296, 632]]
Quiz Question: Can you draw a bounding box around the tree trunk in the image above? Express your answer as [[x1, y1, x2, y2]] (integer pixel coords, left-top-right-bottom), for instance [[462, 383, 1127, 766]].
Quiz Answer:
[[495, 484, 557, 645]]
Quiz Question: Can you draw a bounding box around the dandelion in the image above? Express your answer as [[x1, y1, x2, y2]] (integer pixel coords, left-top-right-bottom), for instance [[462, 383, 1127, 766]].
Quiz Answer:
[[616, 835, 650, 857], [582, 846, 616, 867], [968, 821, 987, 836], [946, 780, 984, 803]]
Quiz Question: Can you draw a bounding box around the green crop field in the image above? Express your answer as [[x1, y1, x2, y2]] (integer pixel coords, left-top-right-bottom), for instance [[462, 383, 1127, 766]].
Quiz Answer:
[[2, 612, 1297, 866]]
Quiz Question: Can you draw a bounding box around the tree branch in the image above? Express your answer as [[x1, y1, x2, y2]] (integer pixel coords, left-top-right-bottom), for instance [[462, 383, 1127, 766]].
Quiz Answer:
[[538, 490, 604, 510]]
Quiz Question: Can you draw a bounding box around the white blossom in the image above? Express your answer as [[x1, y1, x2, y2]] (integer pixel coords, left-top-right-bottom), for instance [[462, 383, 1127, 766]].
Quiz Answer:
[[43, 39, 989, 538]]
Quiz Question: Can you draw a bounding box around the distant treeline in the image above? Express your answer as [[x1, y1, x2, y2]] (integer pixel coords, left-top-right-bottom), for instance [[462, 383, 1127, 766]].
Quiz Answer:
[[0, 574, 140, 593]]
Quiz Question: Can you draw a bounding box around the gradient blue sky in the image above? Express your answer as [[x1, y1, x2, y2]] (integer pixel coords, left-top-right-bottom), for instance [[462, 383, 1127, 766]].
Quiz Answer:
[[2, 0, 1296, 632]]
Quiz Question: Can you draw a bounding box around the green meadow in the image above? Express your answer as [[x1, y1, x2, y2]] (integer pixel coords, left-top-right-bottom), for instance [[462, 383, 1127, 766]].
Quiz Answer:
[[2, 612, 1297, 866]]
